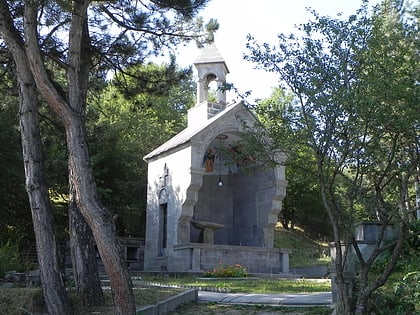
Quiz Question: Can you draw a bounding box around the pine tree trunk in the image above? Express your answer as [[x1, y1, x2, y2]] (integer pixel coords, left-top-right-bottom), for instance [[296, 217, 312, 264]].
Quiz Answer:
[[17, 55, 73, 315], [69, 185, 104, 307], [22, 2, 136, 313], [67, 122, 136, 314], [0, 4, 74, 313], [20, 96, 73, 315]]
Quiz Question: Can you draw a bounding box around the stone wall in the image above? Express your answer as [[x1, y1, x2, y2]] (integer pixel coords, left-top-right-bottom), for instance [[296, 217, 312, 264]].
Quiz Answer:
[[193, 168, 278, 247], [144, 146, 193, 271], [172, 243, 291, 274]]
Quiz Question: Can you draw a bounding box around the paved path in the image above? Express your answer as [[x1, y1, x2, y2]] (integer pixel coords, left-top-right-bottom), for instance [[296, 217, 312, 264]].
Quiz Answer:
[[198, 291, 332, 306]]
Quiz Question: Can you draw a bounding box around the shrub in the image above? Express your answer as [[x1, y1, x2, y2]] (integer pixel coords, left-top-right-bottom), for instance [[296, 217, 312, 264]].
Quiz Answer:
[[203, 263, 248, 278], [0, 240, 27, 277], [368, 221, 420, 314], [391, 271, 420, 313]]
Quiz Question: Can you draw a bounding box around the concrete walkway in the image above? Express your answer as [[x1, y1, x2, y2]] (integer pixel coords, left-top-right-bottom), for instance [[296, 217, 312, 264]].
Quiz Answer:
[[198, 291, 332, 306]]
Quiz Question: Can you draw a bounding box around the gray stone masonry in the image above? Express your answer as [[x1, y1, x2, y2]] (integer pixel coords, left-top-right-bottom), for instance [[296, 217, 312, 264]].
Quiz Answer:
[[172, 243, 291, 274]]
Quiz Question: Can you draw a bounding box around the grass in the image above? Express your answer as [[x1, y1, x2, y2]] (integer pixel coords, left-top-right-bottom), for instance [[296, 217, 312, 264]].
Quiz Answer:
[[0, 288, 45, 315], [273, 225, 330, 267], [140, 276, 331, 294], [170, 302, 332, 315], [0, 276, 331, 314], [0, 285, 185, 315], [0, 225, 332, 314]]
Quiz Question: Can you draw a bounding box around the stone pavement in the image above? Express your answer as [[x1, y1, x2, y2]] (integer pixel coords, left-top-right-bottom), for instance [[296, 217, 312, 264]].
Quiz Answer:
[[198, 291, 332, 306]]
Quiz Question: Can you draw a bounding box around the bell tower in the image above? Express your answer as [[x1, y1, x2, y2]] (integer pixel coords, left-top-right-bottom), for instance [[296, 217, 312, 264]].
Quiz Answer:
[[194, 42, 229, 104], [188, 43, 230, 127]]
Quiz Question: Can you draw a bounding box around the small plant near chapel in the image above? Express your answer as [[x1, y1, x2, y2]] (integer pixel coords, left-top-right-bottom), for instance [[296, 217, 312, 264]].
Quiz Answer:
[[203, 263, 248, 278]]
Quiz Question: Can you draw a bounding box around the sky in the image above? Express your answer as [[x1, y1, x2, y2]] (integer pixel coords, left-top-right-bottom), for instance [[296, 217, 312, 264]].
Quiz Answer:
[[174, 0, 381, 102]]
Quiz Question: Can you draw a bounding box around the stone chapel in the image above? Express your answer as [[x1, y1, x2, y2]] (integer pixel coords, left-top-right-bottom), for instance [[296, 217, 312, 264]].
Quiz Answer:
[[143, 43, 290, 274]]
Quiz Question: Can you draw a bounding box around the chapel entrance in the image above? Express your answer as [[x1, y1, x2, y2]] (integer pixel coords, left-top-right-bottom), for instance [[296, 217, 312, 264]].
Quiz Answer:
[[158, 203, 167, 256], [190, 132, 277, 247]]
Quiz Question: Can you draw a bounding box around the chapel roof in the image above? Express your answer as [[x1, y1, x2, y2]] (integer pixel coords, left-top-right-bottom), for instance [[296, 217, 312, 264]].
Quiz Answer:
[[143, 100, 255, 161], [143, 42, 242, 161]]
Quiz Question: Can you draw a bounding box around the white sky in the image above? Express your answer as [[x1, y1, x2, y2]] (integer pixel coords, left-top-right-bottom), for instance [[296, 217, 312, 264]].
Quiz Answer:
[[174, 0, 381, 102]]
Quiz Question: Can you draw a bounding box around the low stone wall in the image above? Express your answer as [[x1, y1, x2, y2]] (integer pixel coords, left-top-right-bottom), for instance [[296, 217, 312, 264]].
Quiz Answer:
[[171, 243, 291, 274], [136, 288, 197, 315], [0, 270, 40, 288]]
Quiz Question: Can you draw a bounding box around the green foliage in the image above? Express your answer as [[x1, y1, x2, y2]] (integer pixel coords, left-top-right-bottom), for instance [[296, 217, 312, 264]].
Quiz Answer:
[[0, 99, 33, 243], [203, 263, 248, 278], [274, 227, 330, 267], [392, 272, 420, 312], [402, 220, 420, 261], [369, 272, 419, 314], [368, 220, 420, 314], [0, 240, 29, 276], [253, 88, 331, 238], [246, 0, 419, 226], [245, 0, 419, 313], [86, 62, 195, 237]]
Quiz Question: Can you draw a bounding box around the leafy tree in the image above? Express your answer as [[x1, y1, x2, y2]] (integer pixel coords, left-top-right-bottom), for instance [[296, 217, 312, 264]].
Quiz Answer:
[[0, 86, 33, 243], [0, 48, 30, 243], [87, 62, 195, 237], [255, 88, 330, 237], [1, 1, 214, 313], [245, 0, 419, 314]]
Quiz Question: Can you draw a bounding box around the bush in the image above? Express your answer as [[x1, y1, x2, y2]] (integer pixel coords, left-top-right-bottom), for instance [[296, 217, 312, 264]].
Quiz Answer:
[[203, 263, 248, 278], [391, 271, 420, 312], [368, 221, 420, 314], [369, 272, 419, 315], [0, 240, 28, 277]]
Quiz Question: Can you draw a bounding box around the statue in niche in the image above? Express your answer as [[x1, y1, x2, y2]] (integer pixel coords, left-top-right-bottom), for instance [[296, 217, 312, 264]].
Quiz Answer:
[[203, 148, 216, 172]]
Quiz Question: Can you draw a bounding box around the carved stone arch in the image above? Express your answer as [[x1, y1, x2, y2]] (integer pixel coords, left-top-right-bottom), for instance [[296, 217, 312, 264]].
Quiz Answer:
[[177, 168, 203, 244], [196, 124, 238, 162], [204, 72, 217, 86], [263, 168, 288, 248], [196, 125, 287, 249], [177, 125, 237, 245]]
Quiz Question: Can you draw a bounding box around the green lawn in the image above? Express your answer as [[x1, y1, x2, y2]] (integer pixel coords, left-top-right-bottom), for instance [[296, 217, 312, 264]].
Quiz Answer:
[[274, 226, 331, 268], [139, 276, 331, 294]]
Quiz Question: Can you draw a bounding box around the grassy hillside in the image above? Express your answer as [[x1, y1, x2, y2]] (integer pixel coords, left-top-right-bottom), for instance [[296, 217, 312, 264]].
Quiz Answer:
[[273, 224, 330, 268]]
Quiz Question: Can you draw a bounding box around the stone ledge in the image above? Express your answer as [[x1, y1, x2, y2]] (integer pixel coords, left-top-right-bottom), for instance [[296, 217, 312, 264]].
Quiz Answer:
[[136, 288, 197, 315], [174, 243, 293, 253]]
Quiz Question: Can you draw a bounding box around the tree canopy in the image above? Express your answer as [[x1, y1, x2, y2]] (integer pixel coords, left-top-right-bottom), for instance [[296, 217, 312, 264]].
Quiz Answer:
[[87, 62, 195, 237], [0, 0, 214, 313], [254, 87, 330, 237], [245, 0, 419, 313]]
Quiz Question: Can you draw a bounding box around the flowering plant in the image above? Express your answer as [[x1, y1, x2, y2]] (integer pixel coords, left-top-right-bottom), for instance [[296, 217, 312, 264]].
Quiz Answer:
[[203, 263, 248, 278]]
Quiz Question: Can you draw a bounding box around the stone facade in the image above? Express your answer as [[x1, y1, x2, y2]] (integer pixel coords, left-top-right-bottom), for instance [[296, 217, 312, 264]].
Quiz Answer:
[[172, 244, 291, 274], [143, 43, 289, 274]]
